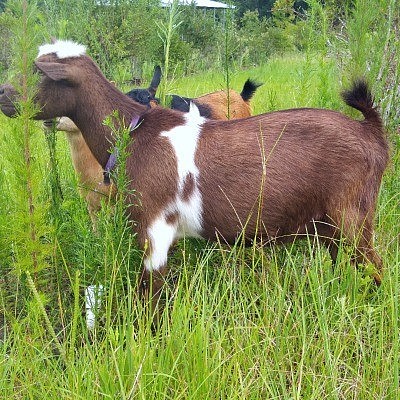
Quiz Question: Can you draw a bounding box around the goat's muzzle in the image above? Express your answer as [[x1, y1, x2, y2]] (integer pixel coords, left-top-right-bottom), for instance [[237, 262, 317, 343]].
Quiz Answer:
[[43, 119, 56, 129], [0, 84, 19, 117]]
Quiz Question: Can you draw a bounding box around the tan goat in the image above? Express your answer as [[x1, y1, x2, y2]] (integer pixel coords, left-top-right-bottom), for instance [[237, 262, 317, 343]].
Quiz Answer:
[[169, 79, 262, 120], [44, 117, 115, 227]]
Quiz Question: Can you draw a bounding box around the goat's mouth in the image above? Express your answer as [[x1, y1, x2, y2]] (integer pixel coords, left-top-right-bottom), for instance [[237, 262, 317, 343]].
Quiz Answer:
[[0, 84, 19, 117], [0, 102, 18, 117], [43, 119, 57, 129]]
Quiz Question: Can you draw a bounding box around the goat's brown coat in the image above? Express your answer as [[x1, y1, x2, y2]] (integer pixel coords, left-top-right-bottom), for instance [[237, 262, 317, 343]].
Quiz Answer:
[[197, 111, 387, 248]]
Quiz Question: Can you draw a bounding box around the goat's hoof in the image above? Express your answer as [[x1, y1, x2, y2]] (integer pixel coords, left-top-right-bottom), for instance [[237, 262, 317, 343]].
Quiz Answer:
[[372, 273, 382, 286]]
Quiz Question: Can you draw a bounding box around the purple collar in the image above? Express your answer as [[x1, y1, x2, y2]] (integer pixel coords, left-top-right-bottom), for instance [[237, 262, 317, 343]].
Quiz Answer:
[[103, 114, 142, 185]]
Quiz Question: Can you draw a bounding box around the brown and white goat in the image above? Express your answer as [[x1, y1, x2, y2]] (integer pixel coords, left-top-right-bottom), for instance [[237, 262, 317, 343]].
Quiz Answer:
[[44, 71, 259, 228], [0, 41, 389, 307], [168, 79, 262, 120]]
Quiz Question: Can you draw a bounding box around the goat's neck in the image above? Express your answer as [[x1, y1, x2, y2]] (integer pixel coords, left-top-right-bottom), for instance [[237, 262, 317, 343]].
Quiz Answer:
[[72, 87, 146, 168], [64, 132, 100, 184]]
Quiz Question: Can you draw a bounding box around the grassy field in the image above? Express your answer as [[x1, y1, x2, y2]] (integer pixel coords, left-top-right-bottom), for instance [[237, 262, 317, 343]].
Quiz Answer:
[[1, 52, 400, 399]]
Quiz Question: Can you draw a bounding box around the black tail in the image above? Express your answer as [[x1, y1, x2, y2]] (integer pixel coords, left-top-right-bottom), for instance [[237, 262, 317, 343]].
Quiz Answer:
[[240, 79, 262, 102], [341, 79, 381, 125], [148, 65, 162, 96]]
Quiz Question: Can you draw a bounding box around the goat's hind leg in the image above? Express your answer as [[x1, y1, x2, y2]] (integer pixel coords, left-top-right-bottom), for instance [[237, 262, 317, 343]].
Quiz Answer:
[[336, 210, 383, 285], [354, 221, 383, 285]]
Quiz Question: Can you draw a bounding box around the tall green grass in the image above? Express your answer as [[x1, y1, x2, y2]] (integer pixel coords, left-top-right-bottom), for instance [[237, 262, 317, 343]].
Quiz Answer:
[[1, 237, 399, 398], [1, 50, 399, 397], [1, 1, 400, 398]]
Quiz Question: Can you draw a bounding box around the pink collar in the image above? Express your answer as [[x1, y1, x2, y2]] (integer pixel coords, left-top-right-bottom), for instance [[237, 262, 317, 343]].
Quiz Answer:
[[103, 114, 142, 185]]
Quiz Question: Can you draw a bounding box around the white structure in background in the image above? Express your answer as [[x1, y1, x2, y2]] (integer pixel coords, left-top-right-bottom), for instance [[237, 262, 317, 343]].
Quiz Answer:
[[161, 0, 235, 24], [85, 284, 104, 330], [161, 0, 235, 9]]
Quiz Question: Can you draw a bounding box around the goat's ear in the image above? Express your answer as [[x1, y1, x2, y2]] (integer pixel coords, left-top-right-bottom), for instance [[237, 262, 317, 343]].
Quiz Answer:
[[148, 65, 162, 96], [34, 60, 77, 83]]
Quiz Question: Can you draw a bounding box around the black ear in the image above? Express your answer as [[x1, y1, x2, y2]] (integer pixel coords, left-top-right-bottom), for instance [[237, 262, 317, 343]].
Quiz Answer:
[[170, 95, 191, 112], [148, 65, 162, 96]]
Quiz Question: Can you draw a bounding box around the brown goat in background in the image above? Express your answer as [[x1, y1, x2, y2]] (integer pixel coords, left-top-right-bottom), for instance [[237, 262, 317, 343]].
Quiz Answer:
[[169, 79, 262, 119], [124, 66, 262, 120]]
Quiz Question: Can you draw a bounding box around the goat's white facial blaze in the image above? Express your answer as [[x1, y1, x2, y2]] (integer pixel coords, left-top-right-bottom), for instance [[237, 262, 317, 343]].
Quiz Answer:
[[145, 217, 177, 271], [38, 40, 86, 59], [160, 104, 205, 237]]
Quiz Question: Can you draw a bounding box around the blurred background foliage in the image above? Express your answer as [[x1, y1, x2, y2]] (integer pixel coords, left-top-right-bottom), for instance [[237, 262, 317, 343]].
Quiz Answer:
[[0, 0, 395, 85]]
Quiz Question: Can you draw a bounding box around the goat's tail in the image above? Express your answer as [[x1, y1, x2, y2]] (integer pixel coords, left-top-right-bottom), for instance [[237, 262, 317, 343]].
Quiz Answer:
[[341, 79, 382, 126], [240, 79, 262, 102]]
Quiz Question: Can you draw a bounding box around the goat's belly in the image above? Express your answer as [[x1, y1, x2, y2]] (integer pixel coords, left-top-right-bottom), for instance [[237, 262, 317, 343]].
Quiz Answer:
[[199, 210, 274, 244], [200, 218, 325, 246], [200, 199, 326, 245]]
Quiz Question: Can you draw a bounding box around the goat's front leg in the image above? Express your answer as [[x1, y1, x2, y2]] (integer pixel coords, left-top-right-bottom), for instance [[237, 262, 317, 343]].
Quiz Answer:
[[138, 218, 177, 321], [139, 267, 168, 322]]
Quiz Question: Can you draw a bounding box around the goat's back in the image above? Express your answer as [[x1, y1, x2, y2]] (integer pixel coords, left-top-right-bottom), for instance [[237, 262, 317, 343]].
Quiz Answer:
[[195, 89, 251, 120]]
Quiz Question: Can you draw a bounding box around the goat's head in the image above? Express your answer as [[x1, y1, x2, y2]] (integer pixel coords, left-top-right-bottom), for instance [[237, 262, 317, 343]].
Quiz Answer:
[[0, 39, 150, 168], [125, 65, 161, 107], [0, 40, 125, 120], [0, 41, 85, 119]]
